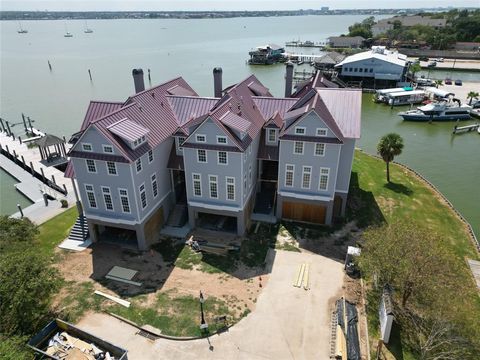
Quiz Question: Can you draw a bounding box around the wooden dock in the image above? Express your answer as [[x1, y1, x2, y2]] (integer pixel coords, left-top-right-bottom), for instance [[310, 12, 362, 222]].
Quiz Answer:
[[452, 123, 479, 134]]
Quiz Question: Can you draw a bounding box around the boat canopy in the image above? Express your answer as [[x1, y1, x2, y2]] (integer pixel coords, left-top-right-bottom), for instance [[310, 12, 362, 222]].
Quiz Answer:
[[387, 90, 425, 98], [376, 87, 408, 95], [425, 87, 455, 98]]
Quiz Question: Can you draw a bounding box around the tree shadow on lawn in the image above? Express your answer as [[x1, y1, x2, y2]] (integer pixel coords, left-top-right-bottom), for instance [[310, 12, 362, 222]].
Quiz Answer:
[[384, 182, 413, 196]]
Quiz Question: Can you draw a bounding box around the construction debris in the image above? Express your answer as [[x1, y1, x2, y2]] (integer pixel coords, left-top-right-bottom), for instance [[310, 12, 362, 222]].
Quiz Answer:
[[333, 297, 361, 360], [105, 266, 142, 287], [94, 290, 130, 308], [44, 331, 115, 360], [293, 263, 310, 290]]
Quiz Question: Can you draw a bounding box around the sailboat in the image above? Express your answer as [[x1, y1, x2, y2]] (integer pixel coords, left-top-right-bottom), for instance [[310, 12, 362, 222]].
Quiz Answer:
[[84, 21, 93, 34], [64, 23, 73, 37], [17, 22, 28, 34]]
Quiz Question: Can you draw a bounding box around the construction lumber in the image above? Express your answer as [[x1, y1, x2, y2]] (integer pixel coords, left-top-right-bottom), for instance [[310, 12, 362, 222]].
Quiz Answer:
[[294, 263, 306, 287], [303, 263, 310, 290], [94, 290, 130, 308]]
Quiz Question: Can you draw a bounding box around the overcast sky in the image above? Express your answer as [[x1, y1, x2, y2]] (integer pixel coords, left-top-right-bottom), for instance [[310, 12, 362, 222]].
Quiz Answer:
[[1, 0, 478, 11]]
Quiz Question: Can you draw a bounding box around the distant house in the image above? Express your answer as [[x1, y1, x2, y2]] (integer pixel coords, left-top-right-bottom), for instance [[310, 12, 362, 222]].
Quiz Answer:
[[248, 44, 285, 65], [327, 36, 365, 49], [335, 46, 408, 88], [372, 15, 447, 37], [314, 51, 346, 70], [66, 69, 361, 250]]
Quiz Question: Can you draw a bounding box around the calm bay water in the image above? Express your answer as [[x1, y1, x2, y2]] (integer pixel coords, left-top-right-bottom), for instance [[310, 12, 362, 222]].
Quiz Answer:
[[0, 16, 478, 235]]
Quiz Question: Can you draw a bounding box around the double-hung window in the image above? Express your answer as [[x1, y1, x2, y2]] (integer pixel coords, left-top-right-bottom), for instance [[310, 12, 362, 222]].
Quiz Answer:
[[85, 185, 97, 208], [226, 177, 235, 201], [82, 143, 92, 152], [302, 166, 312, 189], [319, 168, 330, 190], [102, 145, 113, 153], [136, 158, 142, 173], [197, 149, 207, 163], [86, 159, 96, 173], [196, 134, 206, 143], [106, 161, 117, 175], [293, 141, 304, 155], [314, 143, 325, 156], [101, 186, 114, 211], [177, 137, 186, 153], [218, 151, 227, 165], [148, 150, 154, 163], [151, 173, 158, 198], [192, 174, 201, 197], [295, 127, 305, 135], [119, 189, 130, 213], [139, 184, 147, 209], [285, 164, 294, 187], [316, 128, 327, 137], [209, 175, 218, 199], [217, 136, 227, 144], [268, 129, 276, 143]]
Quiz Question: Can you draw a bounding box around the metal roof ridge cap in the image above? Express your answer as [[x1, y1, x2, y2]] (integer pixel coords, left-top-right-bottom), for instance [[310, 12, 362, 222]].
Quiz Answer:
[[90, 102, 137, 125], [106, 117, 129, 129]]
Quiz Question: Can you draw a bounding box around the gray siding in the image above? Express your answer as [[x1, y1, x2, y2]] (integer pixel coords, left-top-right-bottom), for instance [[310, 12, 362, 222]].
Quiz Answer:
[[336, 138, 356, 192], [72, 126, 121, 155]]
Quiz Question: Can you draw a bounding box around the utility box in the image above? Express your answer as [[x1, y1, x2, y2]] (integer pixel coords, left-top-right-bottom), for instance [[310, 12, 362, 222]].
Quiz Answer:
[[379, 286, 394, 344]]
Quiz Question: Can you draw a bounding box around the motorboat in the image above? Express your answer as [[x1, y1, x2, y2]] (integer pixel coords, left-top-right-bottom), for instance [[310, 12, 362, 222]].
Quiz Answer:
[[399, 101, 472, 121], [64, 32, 73, 38]]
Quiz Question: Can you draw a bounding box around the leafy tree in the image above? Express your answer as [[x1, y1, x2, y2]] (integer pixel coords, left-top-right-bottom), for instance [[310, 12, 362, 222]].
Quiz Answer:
[[0, 216, 38, 252], [376, 133, 404, 183], [409, 63, 422, 79], [435, 79, 443, 87], [467, 91, 479, 105], [0, 335, 32, 360]]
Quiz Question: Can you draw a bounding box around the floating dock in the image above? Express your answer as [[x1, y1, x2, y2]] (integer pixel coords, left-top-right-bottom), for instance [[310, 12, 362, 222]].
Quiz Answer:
[[452, 123, 479, 134]]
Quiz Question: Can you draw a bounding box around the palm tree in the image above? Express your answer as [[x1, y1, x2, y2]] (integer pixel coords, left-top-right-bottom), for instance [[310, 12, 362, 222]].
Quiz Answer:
[[409, 63, 422, 80], [467, 91, 479, 105], [435, 79, 443, 88], [377, 133, 404, 183]]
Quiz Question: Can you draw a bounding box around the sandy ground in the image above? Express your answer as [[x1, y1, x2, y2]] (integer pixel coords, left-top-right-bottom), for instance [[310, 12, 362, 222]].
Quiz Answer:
[[409, 57, 480, 71], [77, 249, 346, 360]]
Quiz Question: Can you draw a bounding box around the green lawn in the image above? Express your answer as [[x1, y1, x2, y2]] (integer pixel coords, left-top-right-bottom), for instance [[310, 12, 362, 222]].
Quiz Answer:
[[37, 207, 77, 256], [349, 151, 480, 359]]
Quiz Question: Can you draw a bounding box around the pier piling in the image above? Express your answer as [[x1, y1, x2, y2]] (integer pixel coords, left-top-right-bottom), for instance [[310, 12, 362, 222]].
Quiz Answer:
[[22, 113, 27, 132], [30, 161, 35, 176], [17, 204, 24, 218], [40, 167, 46, 182], [27, 117, 33, 133], [88, 69, 92, 81], [21, 155, 26, 167], [19, 136, 22, 145], [51, 174, 56, 185], [6, 121, 12, 136], [0, 118, 6, 133], [148, 69, 152, 85], [63, 184, 68, 194], [48, 60, 52, 71]]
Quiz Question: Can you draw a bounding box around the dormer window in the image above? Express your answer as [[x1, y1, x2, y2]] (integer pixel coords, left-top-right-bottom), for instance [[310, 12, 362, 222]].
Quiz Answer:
[[267, 129, 277, 144], [295, 127, 306, 135], [107, 118, 149, 150], [176, 137, 186, 154]]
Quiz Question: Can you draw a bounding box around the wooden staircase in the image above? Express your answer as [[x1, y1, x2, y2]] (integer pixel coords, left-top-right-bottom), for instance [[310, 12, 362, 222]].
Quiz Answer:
[[68, 215, 89, 241]]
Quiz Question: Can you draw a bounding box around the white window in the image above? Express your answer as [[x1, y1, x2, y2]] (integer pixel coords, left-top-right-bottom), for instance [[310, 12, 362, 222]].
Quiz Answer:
[[226, 177, 235, 201], [86, 159, 96, 173], [82, 143, 92, 152], [177, 137, 186, 153], [85, 184, 97, 208], [151, 173, 158, 198], [148, 149, 154, 163], [314, 143, 326, 156], [102, 145, 113, 153], [106, 161, 117, 175], [192, 173, 201, 197], [218, 151, 227, 165], [267, 129, 277, 143], [285, 164, 294, 187], [302, 166, 312, 189], [209, 175, 218, 199], [136, 158, 142, 173], [101, 186, 114, 211], [319, 168, 330, 190], [196, 134, 206, 143], [197, 149, 207, 163], [316, 128, 327, 136], [119, 188, 131, 213], [217, 136, 227, 144], [295, 127, 306, 135], [293, 141, 304, 155], [139, 183, 147, 209]]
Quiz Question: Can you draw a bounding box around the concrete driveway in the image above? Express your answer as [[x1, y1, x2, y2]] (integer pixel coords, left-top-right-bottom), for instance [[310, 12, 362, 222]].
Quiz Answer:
[[77, 249, 344, 360]]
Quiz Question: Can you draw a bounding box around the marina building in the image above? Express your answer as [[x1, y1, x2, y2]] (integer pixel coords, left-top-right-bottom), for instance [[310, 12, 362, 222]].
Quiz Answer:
[[327, 36, 365, 49], [66, 69, 361, 250], [335, 46, 409, 88]]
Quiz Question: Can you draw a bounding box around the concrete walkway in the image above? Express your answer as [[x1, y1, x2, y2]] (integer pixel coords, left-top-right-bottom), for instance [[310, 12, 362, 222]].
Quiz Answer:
[[77, 250, 344, 360]]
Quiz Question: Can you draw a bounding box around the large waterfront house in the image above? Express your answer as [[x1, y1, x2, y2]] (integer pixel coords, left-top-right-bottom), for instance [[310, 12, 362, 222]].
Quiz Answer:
[[66, 69, 361, 250]]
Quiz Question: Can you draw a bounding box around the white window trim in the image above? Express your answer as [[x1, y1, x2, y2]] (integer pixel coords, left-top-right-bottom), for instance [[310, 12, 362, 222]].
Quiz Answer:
[[82, 143, 93, 152], [196, 134, 206, 143], [314, 143, 326, 157], [192, 173, 202, 197], [85, 159, 97, 174], [293, 141, 304, 155], [267, 128, 277, 144], [285, 164, 295, 188], [101, 186, 114, 212], [151, 173, 158, 198], [136, 157, 142, 173], [208, 175, 218, 199], [148, 149, 154, 164], [319, 167, 330, 191], [139, 183, 147, 209], [301, 166, 312, 189], [106, 161, 118, 176], [217, 151, 228, 165], [102, 144, 113, 153], [295, 126, 306, 135], [118, 188, 131, 214], [197, 149, 207, 163], [316, 128, 328, 137], [216, 135, 227, 144], [84, 184, 97, 209], [226, 176, 235, 201], [176, 137, 186, 153]]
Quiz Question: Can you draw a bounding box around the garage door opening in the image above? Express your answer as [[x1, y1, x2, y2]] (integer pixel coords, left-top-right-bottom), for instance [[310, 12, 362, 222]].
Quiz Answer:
[[196, 212, 237, 234], [282, 201, 326, 224], [95, 225, 138, 247]]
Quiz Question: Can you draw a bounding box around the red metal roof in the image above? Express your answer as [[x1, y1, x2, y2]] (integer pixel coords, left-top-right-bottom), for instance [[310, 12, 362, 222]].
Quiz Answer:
[[253, 97, 297, 121], [81, 101, 124, 131], [167, 96, 218, 126], [220, 111, 251, 133], [107, 118, 149, 142]]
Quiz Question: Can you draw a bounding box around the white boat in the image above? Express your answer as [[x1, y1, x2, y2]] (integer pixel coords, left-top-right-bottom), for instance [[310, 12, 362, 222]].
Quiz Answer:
[[399, 101, 472, 122], [386, 90, 426, 106], [64, 23, 73, 37], [17, 22, 28, 34], [374, 87, 413, 103], [84, 21, 93, 33]]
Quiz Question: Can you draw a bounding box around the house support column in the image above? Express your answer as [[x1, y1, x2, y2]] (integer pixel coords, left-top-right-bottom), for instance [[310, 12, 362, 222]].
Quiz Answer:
[[135, 223, 148, 251]]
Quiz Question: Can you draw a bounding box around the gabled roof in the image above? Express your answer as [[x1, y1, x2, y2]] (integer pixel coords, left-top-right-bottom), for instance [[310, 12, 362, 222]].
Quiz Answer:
[[336, 47, 406, 67], [252, 97, 298, 121], [107, 118, 149, 142], [167, 96, 219, 126], [220, 111, 251, 133], [81, 101, 124, 131]]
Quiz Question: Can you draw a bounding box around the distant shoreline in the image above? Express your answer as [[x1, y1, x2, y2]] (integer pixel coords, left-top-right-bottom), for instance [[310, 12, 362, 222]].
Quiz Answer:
[[2, 8, 478, 21]]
